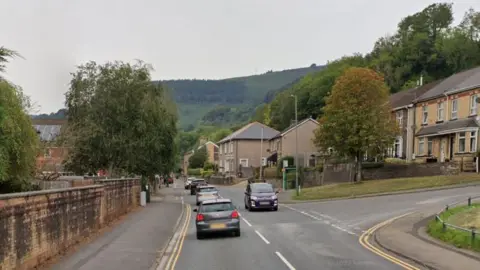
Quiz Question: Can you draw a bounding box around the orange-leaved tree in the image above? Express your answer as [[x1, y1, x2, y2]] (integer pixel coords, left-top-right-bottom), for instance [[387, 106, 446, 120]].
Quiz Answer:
[[313, 67, 398, 182]]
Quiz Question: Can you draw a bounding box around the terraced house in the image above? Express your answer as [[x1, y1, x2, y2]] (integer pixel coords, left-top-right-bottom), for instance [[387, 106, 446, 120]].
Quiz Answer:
[[387, 80, 442, 161], [414, 66, 480, 170]]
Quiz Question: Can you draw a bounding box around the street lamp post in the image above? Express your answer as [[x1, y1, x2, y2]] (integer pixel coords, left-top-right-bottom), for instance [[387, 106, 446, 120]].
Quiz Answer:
[[290, 94, 299, 196]]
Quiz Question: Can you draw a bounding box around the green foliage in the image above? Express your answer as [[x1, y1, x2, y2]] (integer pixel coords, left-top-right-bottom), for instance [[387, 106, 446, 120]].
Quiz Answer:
[[203, 162, 215, 171], [0, 81, 39, 193], [187, 168, 202, 176], [162, 65, 324, 129], [0, 46, 22, 74], [267, 4, 480, 131], [201, 170, 214, 178], [313, 68, 398, 167], [188, 147, 207, 169], [263, 167, 279, 179], [63, 60, 177, 177]]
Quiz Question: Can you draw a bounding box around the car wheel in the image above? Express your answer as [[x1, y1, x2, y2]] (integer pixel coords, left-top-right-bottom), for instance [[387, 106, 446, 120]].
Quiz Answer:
[[244, 203, 248, 210], [234, 229, 241, 237], [272, 206, 278, 211], [196, 232, 204, 240]]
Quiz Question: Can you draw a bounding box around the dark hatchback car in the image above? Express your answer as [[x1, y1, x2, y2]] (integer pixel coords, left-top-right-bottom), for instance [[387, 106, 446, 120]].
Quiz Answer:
[[194, 198, 240, 239], [244, 182, 279, 211], [190, 179, 207, 195]]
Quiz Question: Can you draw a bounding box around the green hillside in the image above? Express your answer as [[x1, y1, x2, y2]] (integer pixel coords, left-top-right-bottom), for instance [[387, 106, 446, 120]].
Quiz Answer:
[[160, 64, 324, 129]]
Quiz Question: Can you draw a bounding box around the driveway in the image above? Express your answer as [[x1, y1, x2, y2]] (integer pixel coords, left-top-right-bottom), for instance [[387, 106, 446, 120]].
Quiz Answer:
[[173, 183, 480, 269]]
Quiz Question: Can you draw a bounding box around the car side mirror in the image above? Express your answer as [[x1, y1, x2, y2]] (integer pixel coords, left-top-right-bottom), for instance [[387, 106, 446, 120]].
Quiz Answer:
[[193, 208, 198, 212], [275, 191, 279, 194]]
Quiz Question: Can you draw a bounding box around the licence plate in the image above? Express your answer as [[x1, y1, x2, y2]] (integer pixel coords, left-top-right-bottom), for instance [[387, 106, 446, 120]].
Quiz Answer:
[[260, 201, 270, 205], [210, 223, 226, 229]]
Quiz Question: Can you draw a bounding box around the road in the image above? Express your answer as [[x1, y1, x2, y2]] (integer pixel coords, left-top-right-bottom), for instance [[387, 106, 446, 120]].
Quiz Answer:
[[173, 182, 480, 270]]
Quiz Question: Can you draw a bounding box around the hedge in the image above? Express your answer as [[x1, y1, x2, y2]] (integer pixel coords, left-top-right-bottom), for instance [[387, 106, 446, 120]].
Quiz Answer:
[[187, 168, 202, 176]]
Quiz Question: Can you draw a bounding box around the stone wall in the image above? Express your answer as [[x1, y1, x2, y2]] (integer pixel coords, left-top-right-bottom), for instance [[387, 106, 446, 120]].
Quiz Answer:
[[362, 163, 446, 181], [0, 178, 140, 270]]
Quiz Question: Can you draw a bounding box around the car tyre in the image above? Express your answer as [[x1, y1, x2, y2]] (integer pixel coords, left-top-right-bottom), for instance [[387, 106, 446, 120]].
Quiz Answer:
[[244, 203, 248, 210], [272, 206, 278, 211], [196, 232, 204, 240], [234, 229, 241, 237]]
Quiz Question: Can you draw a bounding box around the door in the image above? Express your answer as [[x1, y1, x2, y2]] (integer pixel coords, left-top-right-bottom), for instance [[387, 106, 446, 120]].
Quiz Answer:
[[449, 136, 455, 160]]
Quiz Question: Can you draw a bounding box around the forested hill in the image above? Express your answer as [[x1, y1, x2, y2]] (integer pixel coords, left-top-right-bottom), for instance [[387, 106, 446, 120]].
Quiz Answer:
[[157, 64, 325, 129]]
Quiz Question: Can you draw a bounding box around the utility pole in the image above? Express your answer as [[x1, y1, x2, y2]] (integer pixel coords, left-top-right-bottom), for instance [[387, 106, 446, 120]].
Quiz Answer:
[[260, 126, 264, 182], [291, 94, 299, 196]]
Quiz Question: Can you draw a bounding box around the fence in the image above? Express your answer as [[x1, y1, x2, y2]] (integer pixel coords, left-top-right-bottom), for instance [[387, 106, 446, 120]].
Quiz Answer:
[[434, 196, 480, 242]]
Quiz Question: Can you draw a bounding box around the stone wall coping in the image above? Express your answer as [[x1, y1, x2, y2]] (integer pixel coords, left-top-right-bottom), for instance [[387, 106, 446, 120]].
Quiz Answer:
[[95, 178, 140, 182], [0, 184, 104, 200]]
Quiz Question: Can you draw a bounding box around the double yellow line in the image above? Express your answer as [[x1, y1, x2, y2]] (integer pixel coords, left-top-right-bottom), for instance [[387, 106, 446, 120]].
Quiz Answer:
[[359, 212, 420, 270], [165, 203, 192, 270]]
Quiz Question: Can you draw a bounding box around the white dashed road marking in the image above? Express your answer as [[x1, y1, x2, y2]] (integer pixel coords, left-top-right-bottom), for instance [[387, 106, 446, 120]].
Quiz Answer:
[[255, 230, 270, 244], [275, 251, 296, 270], [241, 217, 252, 227]]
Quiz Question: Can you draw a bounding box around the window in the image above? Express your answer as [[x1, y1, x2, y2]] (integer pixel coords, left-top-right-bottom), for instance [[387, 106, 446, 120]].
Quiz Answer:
[[437, 102, 444, 121], [239, 158, 248, 167], [396, 111, 403, 127], [470, 95, 477, 115], [229, 142, 233, 153], [223, 143, 226, 153], [451, 99, 458, 119], [219, 145, 223, 154], [427, 138, 433, 156], [418, 138, 425, 155], [422, 106, 428, 124], [470, 131, 477, 152], [459, 132, 466, 153]]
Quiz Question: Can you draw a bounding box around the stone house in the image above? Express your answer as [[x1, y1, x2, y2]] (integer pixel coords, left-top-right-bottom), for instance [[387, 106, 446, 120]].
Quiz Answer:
[[183, 140, 219, 173], [267, 117, 320, 167], [413, 66, 480, 168], [387, 80, 443, 161], [217, 122, 279, 175], [32, 119, 69, 174]]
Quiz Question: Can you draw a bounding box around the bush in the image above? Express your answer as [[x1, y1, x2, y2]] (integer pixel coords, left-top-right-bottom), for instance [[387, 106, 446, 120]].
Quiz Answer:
[[264, 167, 279, 178], [203, 162, 215, 171], [188, 168, 202, 176], [385, 158, 410, 164], [201, 170, 214, 178], [362, 162, 384, 169]]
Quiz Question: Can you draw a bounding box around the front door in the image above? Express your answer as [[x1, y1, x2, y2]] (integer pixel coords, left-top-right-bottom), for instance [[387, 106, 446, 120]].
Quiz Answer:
[[440, 139, 445, 162], [449, 136, 455, 160]]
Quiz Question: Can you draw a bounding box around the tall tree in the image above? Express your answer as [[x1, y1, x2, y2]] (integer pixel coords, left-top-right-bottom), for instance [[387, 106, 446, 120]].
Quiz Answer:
[[313, 68, 398, 182], [188, 147, 208, 169], [0, 81, 39, 193], [0, 46, 21, 74], [63, 60, 177, 178]]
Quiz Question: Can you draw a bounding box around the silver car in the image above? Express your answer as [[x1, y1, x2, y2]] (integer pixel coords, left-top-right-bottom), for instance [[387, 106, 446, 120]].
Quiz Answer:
[[194, 198, 240, 239], [195, 185, 219, 205]]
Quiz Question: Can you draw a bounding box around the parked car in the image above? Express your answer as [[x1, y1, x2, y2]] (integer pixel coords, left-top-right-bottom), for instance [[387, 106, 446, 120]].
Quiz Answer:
[[185, 177, 196, 189], [190, 179, 207, 195], [196, 185, 219, 205], [194, 198, 240, 239], [244, 182, 279, 211]]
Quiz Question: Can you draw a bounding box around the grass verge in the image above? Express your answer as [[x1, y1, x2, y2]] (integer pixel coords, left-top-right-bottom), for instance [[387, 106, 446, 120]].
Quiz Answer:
[[293, 173, 480, 201], [427, 203, 480, 253]]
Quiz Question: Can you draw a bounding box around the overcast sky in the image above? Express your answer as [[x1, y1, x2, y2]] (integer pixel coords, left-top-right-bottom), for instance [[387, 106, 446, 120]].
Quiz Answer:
[[1, 0, 479, 113]]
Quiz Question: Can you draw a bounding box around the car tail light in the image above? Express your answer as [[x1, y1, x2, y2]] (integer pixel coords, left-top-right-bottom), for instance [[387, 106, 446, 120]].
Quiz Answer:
[[196, 214, 204, 221], [231, 210, 239, 219]]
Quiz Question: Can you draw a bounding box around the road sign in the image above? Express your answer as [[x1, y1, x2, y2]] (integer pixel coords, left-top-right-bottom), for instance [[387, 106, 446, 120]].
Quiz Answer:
[[283, 160, 288, 168]]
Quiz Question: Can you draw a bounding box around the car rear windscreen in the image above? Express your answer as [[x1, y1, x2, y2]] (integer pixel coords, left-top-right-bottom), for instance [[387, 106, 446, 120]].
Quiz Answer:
[[251, 184, 274, 193], [198, 187, 217, 193], [201, 202, 234, 212]]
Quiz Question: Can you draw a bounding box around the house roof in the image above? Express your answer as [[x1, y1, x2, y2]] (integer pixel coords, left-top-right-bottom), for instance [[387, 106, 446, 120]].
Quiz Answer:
[[32, 119, 67, 142], [416, 118, 480, 137], [415, 66, 480, 102], [217, 122, 280, 144], [197, 141, 219, 149], [270, 117, 319, 140], [390, 80, 444, 109]]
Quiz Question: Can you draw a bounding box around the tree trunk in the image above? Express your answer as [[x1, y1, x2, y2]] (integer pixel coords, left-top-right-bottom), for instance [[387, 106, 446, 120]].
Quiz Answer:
[[152, 175, 159, 194], [355, 152, 362, 182]]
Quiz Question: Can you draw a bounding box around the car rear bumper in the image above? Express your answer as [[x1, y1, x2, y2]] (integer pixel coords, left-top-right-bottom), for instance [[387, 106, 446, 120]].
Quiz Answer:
[[249, 200, 278, 209], [196, 219, 240, 233]]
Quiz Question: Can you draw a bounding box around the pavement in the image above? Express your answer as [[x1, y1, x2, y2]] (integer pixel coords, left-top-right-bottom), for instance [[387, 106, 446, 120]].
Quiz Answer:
[[49, 182, 184, 270], [172, 182, 480, 270], [375, 209, 480, 270]]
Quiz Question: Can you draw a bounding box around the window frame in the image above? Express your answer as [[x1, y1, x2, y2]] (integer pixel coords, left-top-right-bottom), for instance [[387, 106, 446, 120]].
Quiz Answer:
[[451, 99, 458, 120], [470, 95, 478, 116], [437, 101, 444, 121], [470, 131, 477, 152], [422, 106, 428, 124], [427, 138, 433, 156], [458, 132, 466, 153], [418, 137, 425, 155]]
